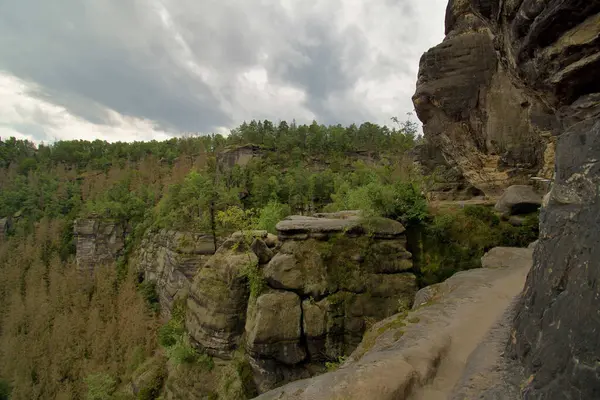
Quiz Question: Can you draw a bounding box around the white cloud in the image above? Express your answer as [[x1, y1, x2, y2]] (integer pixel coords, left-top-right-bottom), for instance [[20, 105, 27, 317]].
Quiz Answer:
[[0, 0, 448, 141], [0, 73, 173, 143]]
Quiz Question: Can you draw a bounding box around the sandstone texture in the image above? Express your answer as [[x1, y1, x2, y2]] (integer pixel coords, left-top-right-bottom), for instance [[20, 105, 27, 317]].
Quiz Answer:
[[494, 185, 542, 216], [132, 229, 216, 317], [412, 0, 560, 197], [414, 0, 600, 398], [255, 247, 533, 400], [186, 238, 259, 359], [217, 144, 264, 169], [179, 214, 417, 393], [74, 218, 126, 271]]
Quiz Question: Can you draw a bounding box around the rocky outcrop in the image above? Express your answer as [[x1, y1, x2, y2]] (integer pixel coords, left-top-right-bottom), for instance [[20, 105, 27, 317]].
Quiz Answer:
[[255, 246, 533, 400], [217, 144, 264, 169], [186, 238, 259, 359], [182, 213, 417, 393], [132, 229, 216, 317], [494, 185, 542, 216], [413, 0, 600, 397], [412, 0, 560, 197], [243, 215, 417, 392], [74, 218, 126, 271]]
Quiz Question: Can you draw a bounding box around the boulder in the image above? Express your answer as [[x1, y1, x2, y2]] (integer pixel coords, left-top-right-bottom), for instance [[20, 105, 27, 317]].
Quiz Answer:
[[276, 216, 405, 240], [245, 290, 306, 365], [186, 238, 257, 358], [494, 185, 542, 216], [251, 238, 274, 265], [481, 247, 533, 270], [264, 233, 279, 248]]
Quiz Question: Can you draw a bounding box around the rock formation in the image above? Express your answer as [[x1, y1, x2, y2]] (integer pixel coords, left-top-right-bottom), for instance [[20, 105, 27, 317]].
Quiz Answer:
[[494, 185, 542, 216], [132, 229, 216, 317], [179, 213, 417, 393], [412, 0, 560, 197], [74, 218, 126, 272], [255, 246, 533, 400], [217, 144, 264, 169], [412, 0, 600, 397]]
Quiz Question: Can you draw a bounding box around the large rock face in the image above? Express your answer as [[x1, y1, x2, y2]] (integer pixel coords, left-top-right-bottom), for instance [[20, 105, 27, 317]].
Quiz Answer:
[[132, 229, 216, 317], [255, 247, 533, 400], [74, 218, 126, 271], [186, 238, 259, 359], [412, 0, 561, 196], [413, 0, 600, 398], [182, 213, 417, 393], [244, 215, 417, 392]]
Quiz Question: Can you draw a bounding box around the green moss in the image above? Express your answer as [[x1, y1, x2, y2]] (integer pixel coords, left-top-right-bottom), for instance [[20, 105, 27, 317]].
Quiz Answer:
[[356, 312, 408, 360], [239, 261, 265, 300]]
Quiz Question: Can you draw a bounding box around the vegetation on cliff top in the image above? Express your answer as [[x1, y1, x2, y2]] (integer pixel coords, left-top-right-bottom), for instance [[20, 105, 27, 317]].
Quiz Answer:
[[0, 117, 538, 399]]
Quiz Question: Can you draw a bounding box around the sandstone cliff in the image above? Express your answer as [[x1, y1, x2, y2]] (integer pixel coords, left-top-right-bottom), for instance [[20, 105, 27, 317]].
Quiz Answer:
[[74, 218, 126, 272], [180, 214, 417, 393], [132, 230, 216, 317], [416, 0, 600, 397], [412, 0, 561, 196]]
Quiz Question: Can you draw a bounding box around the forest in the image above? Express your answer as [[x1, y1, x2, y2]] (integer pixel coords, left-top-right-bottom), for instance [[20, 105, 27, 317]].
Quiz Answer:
[[0, 118, 538, 400]]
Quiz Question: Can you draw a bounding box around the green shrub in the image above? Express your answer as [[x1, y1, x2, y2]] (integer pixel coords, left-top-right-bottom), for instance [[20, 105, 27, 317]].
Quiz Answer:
[[84, 373, 117, 400], [420, 207, 539, 286], [137, 281, 160, 313], [256, 201, 290, 233], [328, 181, 427, 226], [239, 261, 266, 299]]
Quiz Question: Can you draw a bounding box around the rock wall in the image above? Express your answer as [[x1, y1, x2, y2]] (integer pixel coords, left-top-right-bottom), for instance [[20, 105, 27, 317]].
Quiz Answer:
[[74, 218, 126, 272], [184, 214, 417, 393], [132, 229, 216, 317], [412, 0, 560, 196], [413, 0, 600, 397], [506, 2, 600, 397]]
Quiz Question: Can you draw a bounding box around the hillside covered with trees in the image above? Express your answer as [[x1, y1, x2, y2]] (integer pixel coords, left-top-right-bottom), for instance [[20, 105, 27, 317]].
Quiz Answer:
[[0, 118, 538, 400]]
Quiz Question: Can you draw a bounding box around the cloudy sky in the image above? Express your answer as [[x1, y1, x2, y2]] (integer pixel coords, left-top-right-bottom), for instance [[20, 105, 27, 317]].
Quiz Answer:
[[0, 0, 447, 143]]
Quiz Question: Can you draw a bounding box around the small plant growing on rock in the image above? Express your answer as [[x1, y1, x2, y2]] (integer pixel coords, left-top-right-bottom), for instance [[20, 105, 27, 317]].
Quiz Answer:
[[325, 356, 348, 372], [239, 261, 266, 299]]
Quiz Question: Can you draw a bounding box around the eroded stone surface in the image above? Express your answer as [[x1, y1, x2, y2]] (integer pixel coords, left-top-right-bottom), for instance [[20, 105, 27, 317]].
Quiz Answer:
[[494, 185, 542, 216], [74, 218, 126, 272], [255, 247, 532, 400], [132, 229, 215, 317], [186, 239, 257, 358]]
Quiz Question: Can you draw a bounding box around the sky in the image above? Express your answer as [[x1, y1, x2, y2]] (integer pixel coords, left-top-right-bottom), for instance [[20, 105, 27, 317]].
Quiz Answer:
[[0, 0, 448, 143]]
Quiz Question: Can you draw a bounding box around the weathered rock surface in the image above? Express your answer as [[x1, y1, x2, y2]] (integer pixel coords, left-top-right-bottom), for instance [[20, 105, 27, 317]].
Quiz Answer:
[[132, 229, 216, 317], [244, 214, 418, 392], [413, 0, 600, 398], [255, 247, 532, 400], [481, 247, 533, 270], [186, 238, 258, 358], [217, 144, 263, 169], [245, 290, 306, 365], [74, 218, 126, 271], [412, 0, 559, 197], [181, 213, 417, 393], [494, 185, 542, 216]]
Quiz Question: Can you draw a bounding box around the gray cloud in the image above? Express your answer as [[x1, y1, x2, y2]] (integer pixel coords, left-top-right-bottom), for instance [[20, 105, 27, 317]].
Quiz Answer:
[[0, 0, 448, 137]]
